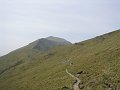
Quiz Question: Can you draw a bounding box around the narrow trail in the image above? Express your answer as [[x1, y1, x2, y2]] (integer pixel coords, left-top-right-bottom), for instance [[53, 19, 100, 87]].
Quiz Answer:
[[66, 69, 82, 90]]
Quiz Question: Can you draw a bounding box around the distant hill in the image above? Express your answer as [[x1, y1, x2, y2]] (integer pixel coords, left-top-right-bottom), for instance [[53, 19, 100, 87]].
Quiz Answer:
[[0, 36, 71, 75], [0, 30, 120, 90], [33, 36, 71, 51]]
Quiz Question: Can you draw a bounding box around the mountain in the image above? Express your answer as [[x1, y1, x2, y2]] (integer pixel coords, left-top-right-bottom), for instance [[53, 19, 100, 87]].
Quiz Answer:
[[0, 36, 71, 76], [33, 36, 71, 51], [0, 30, 120, 90]]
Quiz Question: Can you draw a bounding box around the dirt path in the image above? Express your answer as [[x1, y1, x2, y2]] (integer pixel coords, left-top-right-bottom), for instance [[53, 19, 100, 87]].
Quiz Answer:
[[66, 69, 82, 90]]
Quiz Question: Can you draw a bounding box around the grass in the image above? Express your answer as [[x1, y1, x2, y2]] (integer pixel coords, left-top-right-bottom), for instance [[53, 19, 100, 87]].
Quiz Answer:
[[0, 29, 120, 90]]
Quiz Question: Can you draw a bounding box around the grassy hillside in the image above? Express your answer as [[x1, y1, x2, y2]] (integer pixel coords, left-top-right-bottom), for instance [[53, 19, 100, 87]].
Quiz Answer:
[[0, 29, 120, 90], [0, 36, 71, 74]]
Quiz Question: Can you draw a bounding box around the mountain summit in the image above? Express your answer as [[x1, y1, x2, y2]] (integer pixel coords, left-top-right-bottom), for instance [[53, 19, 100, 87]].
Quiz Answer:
[[46, 36, 71, 44], [32, 36, 72, 51]]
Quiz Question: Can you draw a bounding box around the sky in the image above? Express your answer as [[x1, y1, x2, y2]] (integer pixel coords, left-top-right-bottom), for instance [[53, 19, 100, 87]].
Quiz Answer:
[[0, 0, 120, 56]]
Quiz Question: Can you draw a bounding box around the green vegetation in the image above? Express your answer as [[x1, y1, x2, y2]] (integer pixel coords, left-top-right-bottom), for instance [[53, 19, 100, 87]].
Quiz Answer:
[[0, 30, 120, 90]]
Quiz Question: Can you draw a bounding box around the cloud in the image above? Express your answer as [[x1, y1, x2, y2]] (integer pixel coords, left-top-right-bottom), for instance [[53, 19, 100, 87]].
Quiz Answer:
[[0, 0, 120, 55]]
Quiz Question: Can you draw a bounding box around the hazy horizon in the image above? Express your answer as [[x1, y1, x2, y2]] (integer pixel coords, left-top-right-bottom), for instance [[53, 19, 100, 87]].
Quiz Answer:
[[0, 0, 120, 56]]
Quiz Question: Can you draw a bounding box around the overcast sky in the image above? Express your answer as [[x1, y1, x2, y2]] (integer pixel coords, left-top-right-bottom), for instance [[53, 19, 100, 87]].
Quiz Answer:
[[0, 0, 120, 55]]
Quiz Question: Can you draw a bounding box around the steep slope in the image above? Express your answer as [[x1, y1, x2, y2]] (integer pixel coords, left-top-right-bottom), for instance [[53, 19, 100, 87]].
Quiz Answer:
[[0, 30, 120, 90]]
